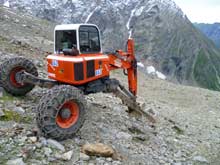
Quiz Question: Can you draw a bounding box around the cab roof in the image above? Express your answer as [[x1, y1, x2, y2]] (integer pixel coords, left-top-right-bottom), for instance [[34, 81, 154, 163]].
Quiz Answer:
[[54, 24, 99, 31]]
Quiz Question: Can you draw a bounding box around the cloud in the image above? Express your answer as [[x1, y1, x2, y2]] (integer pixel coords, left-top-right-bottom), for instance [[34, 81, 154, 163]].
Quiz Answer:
[[173, 0, 220, 23]]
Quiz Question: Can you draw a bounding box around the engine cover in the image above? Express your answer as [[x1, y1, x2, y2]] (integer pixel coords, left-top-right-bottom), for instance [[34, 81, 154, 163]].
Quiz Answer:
[[47, 54, 110, 85]]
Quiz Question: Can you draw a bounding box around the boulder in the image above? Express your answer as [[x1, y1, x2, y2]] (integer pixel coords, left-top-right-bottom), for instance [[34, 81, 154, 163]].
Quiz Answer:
[[82, 143, 114, 157]]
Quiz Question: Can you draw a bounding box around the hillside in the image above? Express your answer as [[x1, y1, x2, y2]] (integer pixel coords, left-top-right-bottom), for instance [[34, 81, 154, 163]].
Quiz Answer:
[[2, 0, 220, 91], [194, 23, 220, 48], [0, 6, 220, 165], [0, 6, 55, 58]]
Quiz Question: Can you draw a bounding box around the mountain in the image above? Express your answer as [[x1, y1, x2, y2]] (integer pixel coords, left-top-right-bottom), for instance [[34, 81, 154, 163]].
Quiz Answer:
[[1, 0, 220, 91], [194, 23, 220, 48]]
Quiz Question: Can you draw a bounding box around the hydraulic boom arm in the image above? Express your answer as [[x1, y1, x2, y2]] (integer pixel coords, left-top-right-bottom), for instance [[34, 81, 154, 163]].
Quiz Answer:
[[108, 39, 137, 96], [107, 39, 156, 123]]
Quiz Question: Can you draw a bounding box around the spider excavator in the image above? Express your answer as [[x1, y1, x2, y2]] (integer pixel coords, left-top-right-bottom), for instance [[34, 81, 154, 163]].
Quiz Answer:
[[0, 24, 155, 140]]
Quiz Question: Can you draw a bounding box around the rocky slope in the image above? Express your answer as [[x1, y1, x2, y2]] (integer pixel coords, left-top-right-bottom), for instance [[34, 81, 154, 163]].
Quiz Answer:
[[0, 5, 55, 63], [0, 6, 220, 165], [1, 50, 220, 164], [194, 23, 220, 48], [2, 0, 220, 91]]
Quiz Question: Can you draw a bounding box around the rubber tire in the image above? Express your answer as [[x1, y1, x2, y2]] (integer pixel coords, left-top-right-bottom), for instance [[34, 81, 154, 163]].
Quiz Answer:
[[0, 57, 38, 96], [36, 85, 87, 140]]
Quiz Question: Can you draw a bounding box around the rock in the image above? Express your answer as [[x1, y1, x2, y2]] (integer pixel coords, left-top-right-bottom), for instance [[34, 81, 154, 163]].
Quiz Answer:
[[35, 142, 43, 148], [116, 132, 132, 140], [21, 146, 36, 159], [88, 163, 95, 165], [82, 143, 114, 157], [136, 96, 146, 109], [47, 139, 65, 152], [15, 19, 20, 23], [96, 158, 105, 164], [174, 150, 182, 158], [173, 163, 182, 165], [112, 161, 122, 165], [80, 152, 90, 161], [6, 158, 25, 165], [48, 157, 56, 162], [29, 136, 37, 143], [106, 157, 112, 162], [193, 155, 208, 163], [61, 150, 73, 161], [39, 137, 47, 146], [55, 150, 73, 161], [44, 147, 53, 157], [14, 107, 25, 114]]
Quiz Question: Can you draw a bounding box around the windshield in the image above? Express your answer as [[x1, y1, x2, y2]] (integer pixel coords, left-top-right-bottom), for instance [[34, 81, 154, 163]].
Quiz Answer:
[[79, 26, 101, 53], [55, 30, 77, 53]]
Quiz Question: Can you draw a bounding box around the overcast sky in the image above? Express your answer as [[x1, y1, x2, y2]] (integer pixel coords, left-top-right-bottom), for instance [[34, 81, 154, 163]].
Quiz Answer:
[[173, 0, 220, 23]]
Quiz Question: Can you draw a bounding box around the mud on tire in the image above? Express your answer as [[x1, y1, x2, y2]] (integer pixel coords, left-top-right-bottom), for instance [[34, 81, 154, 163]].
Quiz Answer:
[[36, 85, 87, 140], [0, 57, 38, 96]]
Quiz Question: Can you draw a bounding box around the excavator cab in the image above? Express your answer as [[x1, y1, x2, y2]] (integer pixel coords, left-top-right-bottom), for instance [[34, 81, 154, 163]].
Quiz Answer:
[[54, 24, 102, 55], [48, 24, 109, 85]]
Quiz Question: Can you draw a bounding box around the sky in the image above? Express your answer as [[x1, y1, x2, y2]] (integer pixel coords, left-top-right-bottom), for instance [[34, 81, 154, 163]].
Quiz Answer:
[[173, 0, 220, 23]]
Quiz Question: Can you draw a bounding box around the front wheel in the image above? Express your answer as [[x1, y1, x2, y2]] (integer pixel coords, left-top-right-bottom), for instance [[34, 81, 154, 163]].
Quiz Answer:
[[36, 85, 86, 140]]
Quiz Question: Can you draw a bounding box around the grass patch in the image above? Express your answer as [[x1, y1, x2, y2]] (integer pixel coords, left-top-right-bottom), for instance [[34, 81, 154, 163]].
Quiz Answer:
[[0, 90, 25, 101], [0, 110, 32, 123], [0, 94, 15, 102]]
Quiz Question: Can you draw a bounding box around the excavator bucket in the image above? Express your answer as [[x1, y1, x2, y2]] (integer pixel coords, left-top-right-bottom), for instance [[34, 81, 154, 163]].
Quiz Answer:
[[106, 79, 156, 123], [115, 85, 156, 123]]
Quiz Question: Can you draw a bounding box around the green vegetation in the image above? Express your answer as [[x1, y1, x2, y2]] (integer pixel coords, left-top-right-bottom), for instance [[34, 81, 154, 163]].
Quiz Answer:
[[0, 91, 31, 123], [0, 93, 14, 102], [193, 50, 220, 90], [0, 110, 32, 123]]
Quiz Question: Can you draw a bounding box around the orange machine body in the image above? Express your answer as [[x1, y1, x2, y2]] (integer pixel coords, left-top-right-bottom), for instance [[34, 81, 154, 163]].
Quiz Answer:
[[47, 53, 110, 85], [47, 39, 137, 95]]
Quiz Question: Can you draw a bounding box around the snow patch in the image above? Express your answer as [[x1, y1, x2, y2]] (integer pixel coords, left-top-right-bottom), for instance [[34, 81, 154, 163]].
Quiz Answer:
[[156, 71, 166, 80], [146, 66, 156, 74], [135, 6, 144, 17], [85, 6, 99, 23], [137, 62, 144, 68], [146, 66, 166, 80], [3, 0, 10, 8], [126, 1, 141, 38]]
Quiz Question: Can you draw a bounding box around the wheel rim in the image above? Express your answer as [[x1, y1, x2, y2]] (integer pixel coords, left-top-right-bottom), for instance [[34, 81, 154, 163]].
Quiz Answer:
[[56, 101, 79, 129], [9, 67, 24, 87]]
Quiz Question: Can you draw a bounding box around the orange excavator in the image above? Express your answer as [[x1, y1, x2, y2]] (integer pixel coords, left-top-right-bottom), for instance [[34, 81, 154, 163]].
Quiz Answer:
[[0, 24, 154, 140]]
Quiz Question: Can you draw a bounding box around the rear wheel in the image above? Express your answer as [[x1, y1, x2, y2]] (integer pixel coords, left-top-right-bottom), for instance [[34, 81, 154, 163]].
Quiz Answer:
[[0, 57, 38, 96], [36, 85, 86, 140]]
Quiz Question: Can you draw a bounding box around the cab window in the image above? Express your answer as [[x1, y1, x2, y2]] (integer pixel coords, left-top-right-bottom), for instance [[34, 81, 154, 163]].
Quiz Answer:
[[79, 26, 101, 53], [55, 30, 77, 52]]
